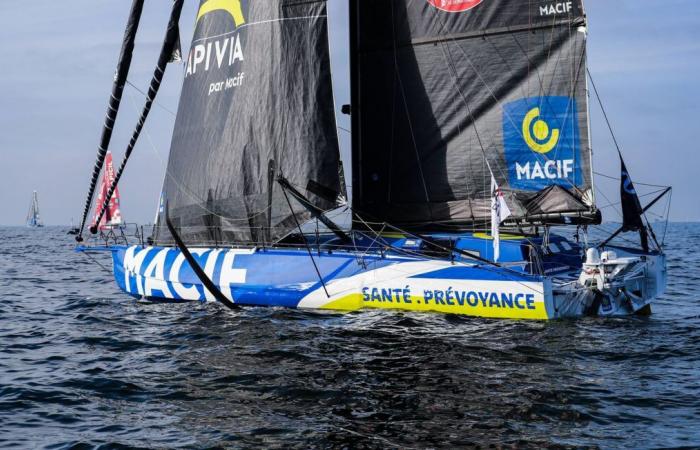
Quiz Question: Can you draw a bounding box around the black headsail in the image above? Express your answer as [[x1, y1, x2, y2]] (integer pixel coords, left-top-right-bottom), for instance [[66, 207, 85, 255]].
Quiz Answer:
[[154, 0, 342, 246], [76, 0, 144, 241], [349, 0, 599, 231], [620, 156, 649, 251]]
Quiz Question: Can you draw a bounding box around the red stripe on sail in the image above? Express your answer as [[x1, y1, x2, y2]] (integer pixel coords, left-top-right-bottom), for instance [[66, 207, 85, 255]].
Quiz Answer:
[[91, 151, 123, 231]]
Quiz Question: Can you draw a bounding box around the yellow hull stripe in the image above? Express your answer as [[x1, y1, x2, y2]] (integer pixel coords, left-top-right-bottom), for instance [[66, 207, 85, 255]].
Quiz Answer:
[[318, 293, 549, 320]]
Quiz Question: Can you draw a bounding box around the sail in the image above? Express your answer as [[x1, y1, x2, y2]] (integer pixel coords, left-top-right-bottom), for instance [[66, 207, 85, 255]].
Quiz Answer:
[[620, 157, 644, 233], [350, 0, 597, 230], [26, 191, 42, 227], [619, 155, 649, 252], [91, 151, 123, 231], [154, 0, 342, 246]]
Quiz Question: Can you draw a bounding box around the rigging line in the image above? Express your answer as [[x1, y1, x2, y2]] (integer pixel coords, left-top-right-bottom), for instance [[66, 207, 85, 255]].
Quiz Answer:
[[191, 15, 329, 45], [356, 210, 503, 267], [430, 11, 547, 148], [436, 41, 489, 224], [280, 184, 330, 298], [595, 185, 623, 220], [81, 251, 114, 276], [535, 23, 574, 163], [126, 80, 178, 117], [590, 224, 640, 248], [436, 13, 585, 195], [644, 211, 666, 220], [389, 1, 432, 210], [597, 186, 671, 249], [378, 221, 546, 296], [593, 171, 669, 188], [587, 68, 623, 156], [588, 67, 657, 229], [548, 36, 588, 192], [277, 176, 350, 243], [514, 12, 562, 115], [352, 214, 392, 260], [438, 41, 507, 187], [661, 190, 672, 246], [436, 42, 475, 215], [125, 89, 275, 225], [596, 188, 667, 211], [351, 237, 540, 294]]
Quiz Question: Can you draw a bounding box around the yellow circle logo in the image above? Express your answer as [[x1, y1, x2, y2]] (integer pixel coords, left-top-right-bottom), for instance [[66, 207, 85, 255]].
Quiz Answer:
[[197, 0, 246, 27], [522, 107, 559, 154]]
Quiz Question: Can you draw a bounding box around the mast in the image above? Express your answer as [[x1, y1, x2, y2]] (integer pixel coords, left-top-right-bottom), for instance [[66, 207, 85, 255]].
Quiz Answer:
[[581, 1, 596, 209], [349, 0, 361, 219], [75, 0, 145, 241]]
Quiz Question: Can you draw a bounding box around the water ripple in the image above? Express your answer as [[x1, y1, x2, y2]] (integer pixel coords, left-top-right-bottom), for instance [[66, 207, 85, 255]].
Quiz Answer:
[[0, 225, 699, 448]]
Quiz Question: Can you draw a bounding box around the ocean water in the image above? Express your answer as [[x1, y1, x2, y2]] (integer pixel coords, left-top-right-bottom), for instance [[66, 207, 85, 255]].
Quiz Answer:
[[0, 225, 698, 449]]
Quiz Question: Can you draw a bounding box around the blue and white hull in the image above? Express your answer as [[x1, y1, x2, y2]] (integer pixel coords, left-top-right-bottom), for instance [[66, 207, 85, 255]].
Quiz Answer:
[[103, 238, 666, 320]]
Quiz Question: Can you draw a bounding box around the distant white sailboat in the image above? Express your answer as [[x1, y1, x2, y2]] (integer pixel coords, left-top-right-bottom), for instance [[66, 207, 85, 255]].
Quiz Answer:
[[26, 191, 43, 228]]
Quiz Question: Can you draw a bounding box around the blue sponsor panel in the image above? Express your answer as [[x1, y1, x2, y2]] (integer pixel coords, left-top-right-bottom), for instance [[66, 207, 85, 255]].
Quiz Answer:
[[503, 96, 582, 191]]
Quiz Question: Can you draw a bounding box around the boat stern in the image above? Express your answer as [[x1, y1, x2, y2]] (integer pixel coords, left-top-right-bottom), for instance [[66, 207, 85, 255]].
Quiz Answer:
[[576, 247, 667, 316]]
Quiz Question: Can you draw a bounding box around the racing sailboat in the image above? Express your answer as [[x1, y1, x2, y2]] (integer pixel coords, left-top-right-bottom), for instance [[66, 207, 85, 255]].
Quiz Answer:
[[76, 0, 669, 319], [91, 150, 124, 232], [26, 191, 43, 228]]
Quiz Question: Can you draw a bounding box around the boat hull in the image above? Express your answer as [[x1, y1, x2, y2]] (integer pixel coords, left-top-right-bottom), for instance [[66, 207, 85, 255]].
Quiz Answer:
[[105, 244, 664, 320], [110, 245, 556, 320]]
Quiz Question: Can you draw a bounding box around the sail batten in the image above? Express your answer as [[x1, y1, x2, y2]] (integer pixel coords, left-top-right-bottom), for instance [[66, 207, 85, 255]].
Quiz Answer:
[[350, 0, 597, 231]]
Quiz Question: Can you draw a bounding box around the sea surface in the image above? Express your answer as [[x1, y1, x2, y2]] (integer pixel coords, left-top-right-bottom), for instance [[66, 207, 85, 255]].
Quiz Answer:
[[0, 225, 698, 449]]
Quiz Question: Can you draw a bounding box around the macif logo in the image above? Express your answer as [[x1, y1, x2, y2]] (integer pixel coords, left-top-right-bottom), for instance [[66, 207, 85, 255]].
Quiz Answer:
[[197, 0, 246, 27], [427, 0, 484, 13], [503, 97, 582, 191]]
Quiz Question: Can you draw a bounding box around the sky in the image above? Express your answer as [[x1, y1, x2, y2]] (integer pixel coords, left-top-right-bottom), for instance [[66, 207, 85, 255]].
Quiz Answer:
[[0, 0, 698, 226]]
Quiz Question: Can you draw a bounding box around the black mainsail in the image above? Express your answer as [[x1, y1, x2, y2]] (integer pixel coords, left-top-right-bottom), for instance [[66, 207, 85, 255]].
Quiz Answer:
[[349, 0, 598, 231], [154, 0, 342, 246]]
